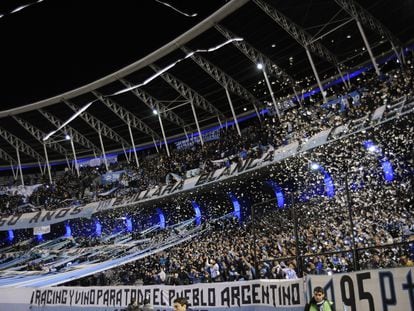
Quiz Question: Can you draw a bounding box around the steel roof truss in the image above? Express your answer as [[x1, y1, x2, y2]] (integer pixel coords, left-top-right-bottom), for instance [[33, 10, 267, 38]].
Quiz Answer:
[[64, 100, 131, 148], [39, 109, 101, 154], [92, 91, 160, 139], [0, 127, 44, 162]]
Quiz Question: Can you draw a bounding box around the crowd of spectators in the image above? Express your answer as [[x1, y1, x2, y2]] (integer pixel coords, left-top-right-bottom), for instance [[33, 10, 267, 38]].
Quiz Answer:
[[0, 52, 413, 287]]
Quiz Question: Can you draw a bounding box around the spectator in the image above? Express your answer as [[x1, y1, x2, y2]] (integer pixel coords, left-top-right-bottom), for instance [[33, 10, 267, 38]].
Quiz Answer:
[[304, 286, 335, 311], [127, 298, 140, 311], [173, 297, 189, 311]]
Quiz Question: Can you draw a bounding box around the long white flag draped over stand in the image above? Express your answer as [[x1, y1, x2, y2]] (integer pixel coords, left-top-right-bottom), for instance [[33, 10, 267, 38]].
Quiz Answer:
[[155, 0, 198, 17], [0, 0, 44, 20], [43, 38, 243, 142]]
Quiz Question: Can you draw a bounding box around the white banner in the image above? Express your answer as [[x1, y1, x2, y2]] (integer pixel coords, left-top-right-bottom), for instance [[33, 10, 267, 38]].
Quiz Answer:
[[0, 279, 304, 311], [0, 199, 115, 231], [306, 267, 414, 311], [0, 267, 413, 310]]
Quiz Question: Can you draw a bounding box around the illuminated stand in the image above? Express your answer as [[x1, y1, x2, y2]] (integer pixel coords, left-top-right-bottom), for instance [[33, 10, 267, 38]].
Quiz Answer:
[[266, 180, 285, 208], [36, 233, 44, 242], [309, 163, 336, 198], [65, 223, 72, 237], [363, 140, 394, 182], [125, 217, 133, 233], [228, 193, 241, 220], [191, 201, 202, 226], [157, 208, 166, 229], [8, 230, 14, 242], [95, 219, 102, 237]]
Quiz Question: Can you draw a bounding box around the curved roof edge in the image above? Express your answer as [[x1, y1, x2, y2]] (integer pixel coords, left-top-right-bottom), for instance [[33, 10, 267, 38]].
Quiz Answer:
[[0, 0, 250, 118]]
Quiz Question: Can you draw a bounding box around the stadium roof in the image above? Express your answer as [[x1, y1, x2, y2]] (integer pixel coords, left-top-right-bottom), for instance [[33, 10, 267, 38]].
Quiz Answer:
[[0, 0, 413, 168]]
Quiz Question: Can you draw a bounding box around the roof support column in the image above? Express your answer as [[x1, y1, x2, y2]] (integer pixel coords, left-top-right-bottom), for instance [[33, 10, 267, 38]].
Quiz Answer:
[[261, 65, 281, 120], [98, 131, 109, 172], [224, 87, 241, 137], [157, 106, 170, 157], [127, 121, 140, 168], [10, 161, 18, 181], [69, 137, 80, 177], [253, 104, 262, 123], [337, 67, 351, 90], [390, 42, 403, 67], [306, 48, 327, 103], [401, 47, 406, 66], [121, 145, 131, 164], [356, 20, 380, 76], [292, 87, 302, 106], [190, 100, 204, 146], [16, 148, 24, 186], [65, 155, 71, 173], [217, 116, 223, 129], [43, 143, 53, 184], [37, 160, 45, 176], [152, 137, 159, 153]]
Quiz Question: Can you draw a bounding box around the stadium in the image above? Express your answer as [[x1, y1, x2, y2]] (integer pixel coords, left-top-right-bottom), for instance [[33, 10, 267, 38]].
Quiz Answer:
[[0, 0, 413, 310]]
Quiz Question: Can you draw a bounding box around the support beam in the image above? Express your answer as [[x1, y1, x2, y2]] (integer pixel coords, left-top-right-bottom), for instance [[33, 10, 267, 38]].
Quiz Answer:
[[150, 64, 226, 121], [0, 148, 15, 164], [259, 64, 281, 119], [225, 88, 241, 136], [119, 78, 190, 135], [254, 0, 342, 66], [69, 137, 80, 177], [16, 148, 24, 186], [39, 110, 101, 155], [127, 121, 140, 168], [190, 100, 204, 146], [0, 127, 44, 163], [98, 131, 109, 171], [216, 24, 300, 106], [43, 143, 53, 184], [334, 0, 403, 63], [13, 116, 69, 157], [92, 91, 160, 141], [356, 20, 380, 76], [181, 46, 263, 114], [156, 106, 171, 157], [152, 137, 159, 153], [306, 48, 328, 103], [254, 0, 348, 89], [65, 100, 131, 149]]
